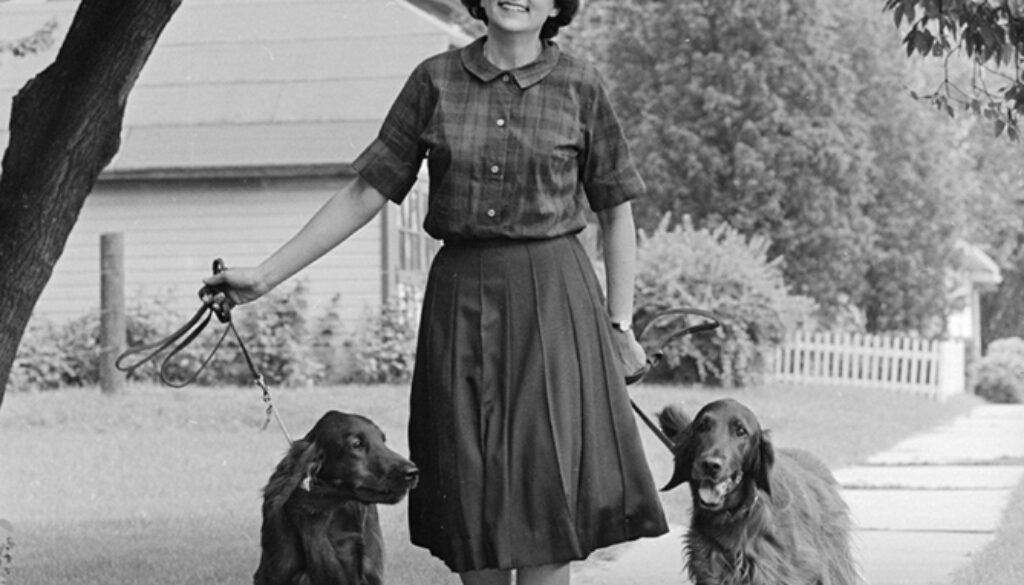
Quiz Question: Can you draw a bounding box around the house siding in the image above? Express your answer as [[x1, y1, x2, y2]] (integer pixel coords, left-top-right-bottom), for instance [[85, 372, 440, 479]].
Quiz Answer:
[[34, 176, 383, 329], [2, 0, 471, 329]]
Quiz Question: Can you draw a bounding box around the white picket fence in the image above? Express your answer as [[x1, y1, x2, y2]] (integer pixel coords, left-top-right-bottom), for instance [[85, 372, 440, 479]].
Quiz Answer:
[[771, 332, 966, 400]]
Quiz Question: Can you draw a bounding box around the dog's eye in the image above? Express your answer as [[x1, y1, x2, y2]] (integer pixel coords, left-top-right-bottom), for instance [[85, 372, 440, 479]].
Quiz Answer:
[[351, 437, 366, 450], [695, 418, 711, 432], [734, 426, 748, 437]]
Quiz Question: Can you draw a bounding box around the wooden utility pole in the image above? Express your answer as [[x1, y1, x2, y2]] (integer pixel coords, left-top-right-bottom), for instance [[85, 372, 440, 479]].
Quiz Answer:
[[99, 232, 125, 394]]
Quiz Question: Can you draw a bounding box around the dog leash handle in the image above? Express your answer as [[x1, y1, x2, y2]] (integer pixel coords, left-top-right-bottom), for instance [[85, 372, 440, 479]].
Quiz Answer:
[[198, 258, 232, 323], [625, 308, 721, 385], [626, 308, 721, 452]]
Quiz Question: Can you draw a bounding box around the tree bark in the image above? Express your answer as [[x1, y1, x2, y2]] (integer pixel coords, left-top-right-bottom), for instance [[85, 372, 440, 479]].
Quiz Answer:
[[0, 0, 181, 409]]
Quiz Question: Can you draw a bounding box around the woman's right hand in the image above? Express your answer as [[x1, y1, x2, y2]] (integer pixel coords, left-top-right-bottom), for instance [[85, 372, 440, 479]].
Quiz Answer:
[[200, 266, 268, 312]]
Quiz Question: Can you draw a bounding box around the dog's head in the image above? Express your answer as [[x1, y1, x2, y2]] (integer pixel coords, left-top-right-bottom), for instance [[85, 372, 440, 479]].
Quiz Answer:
[[272, 411, 419, 507], [658, 399, 774, 512]]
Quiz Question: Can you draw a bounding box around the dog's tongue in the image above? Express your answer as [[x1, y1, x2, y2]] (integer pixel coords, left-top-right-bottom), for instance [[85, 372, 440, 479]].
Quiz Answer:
[[698, 479, 731, 506]]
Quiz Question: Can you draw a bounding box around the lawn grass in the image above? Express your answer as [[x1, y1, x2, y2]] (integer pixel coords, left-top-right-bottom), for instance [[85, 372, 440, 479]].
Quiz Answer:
[[0, 382, 980, 584]]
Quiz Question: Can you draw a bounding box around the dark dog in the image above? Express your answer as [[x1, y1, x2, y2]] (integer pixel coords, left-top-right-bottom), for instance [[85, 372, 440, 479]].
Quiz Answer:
[[659, 399, 858, 585], [254, 411, 419, 585]]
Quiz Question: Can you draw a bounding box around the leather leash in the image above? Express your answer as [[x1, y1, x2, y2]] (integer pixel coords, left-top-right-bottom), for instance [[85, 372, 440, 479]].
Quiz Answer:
[[626, 308, 721, 452], [115, 259, 293, 444]]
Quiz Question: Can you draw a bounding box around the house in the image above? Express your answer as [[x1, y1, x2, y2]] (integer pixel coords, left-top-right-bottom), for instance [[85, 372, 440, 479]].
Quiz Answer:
[[948, 240, 1003, 361], [0, 0, 472, 328]]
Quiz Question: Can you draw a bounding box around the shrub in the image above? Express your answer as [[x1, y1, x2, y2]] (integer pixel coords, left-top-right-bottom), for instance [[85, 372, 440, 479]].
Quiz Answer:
[[310, 293, 356, 385], [227, 281, 325, 387], [344, 296, 419, 385], [633, 215, 816, 387], [9, 312, 101, 390], [8, 281, 337, 391], [126, 281, 330, 387], [972, 337, 1024, 404]]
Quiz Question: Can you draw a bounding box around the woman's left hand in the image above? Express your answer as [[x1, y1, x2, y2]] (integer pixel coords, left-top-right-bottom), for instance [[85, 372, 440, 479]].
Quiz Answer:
[[612, 328, 649, 385]]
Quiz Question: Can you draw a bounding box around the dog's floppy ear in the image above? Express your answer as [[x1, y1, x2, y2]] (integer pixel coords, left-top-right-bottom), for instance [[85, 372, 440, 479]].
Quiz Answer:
[[658, 405, 694, 492], [264, 438, 323, 511], [750, 429, 775, 497], [657, 404, 691, 444]]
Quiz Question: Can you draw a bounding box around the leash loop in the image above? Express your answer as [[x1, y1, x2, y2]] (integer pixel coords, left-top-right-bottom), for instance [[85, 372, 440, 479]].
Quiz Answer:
[[116, 258, 293, 444]]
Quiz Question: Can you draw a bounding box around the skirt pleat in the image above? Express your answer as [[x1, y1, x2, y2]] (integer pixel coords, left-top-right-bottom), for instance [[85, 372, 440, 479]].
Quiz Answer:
[[408, 235, 667, 572]]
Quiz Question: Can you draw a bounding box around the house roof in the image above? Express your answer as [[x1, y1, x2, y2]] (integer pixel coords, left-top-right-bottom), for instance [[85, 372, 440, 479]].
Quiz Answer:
[[0, 0, 471, 177], [955, 240, 1003, 291]]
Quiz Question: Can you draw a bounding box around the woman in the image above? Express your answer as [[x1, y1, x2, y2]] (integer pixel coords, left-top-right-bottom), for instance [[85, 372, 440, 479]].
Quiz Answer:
[[203, 1, 667, 584]]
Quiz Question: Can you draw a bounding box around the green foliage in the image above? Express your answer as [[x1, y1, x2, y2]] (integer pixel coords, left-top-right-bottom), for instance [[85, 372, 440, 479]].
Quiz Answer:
[[634, 215, 816, 387], [843, 3, 967, 334], [881, 0, 1024, 140], [578, 0, 969, 333], [8, 312, 102, 390], [343, 297, 419, 385], [7, 282, 349, 391], [578, 0, 875, 319], [227, 282, 323, 387], [972, 337, 1024, 403]]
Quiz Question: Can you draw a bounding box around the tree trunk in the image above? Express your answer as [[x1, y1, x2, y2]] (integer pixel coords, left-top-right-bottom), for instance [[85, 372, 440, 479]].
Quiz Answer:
[[0, 0, 181, 409]]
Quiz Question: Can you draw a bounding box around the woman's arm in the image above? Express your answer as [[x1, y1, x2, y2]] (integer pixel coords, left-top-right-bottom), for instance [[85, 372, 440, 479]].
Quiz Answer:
[[203, 176, 387, 306], [597, 200, 647, 377], [597, 200, 638, 324]]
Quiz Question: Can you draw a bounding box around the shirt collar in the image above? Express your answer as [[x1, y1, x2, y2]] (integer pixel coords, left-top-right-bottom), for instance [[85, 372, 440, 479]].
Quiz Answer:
[[461, 36, 561, 90]]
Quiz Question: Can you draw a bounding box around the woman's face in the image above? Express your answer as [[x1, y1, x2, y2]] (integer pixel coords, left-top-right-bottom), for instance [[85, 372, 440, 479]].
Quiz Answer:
[[481, 0, 558, 37]]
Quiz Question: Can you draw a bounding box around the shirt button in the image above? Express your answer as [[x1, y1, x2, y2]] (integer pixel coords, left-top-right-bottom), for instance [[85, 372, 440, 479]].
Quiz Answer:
[[490, 164, 500, 174], [496, 118, 506, 127], [486, 209, 497, 218], [502, 74, 511, 83]]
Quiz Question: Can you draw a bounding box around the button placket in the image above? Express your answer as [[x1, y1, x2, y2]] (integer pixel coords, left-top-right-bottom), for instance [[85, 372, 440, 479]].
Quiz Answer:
[[481, 80, 514, 225]]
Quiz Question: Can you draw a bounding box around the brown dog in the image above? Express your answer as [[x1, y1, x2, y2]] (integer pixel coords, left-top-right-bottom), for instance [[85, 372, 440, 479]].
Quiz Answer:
[[254, 411, 419, 585], [659, 399, 858, 585]]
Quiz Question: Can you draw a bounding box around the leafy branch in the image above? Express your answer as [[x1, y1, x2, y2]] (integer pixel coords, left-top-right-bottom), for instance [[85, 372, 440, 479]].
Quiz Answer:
[[883, 0, 1024, 139]]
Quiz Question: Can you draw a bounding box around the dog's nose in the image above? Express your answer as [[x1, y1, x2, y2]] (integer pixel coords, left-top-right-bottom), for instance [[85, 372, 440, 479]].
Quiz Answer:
[[404, 466, 420, 485], [700, 458, 723, 476]]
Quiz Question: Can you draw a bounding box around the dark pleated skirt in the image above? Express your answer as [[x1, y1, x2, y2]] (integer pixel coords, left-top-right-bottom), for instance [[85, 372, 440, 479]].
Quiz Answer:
[[407, 234, 668, 573]]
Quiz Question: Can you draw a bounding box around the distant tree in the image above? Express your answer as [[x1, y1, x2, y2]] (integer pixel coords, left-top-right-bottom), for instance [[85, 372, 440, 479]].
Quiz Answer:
[[876, 1, 1024, 342], [881, 0, 1024, 140], [0, 0, 181, 409], [843, 2, 974, 333], [964, 126, 1024, 344], [578, 0, 972, 334], [578, 0, 877, 322]]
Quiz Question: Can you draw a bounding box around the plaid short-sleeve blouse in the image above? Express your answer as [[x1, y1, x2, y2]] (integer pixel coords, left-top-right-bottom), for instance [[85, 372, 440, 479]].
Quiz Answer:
[[353, 37, 645, 241]]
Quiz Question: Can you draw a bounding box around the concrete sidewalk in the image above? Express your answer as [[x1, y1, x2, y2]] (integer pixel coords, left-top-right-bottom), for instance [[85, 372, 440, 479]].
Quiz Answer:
[[571, 404, 1024, 585]]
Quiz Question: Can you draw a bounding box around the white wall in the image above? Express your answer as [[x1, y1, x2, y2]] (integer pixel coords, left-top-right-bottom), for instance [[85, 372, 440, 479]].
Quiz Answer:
[[33, 175, 384, 330]]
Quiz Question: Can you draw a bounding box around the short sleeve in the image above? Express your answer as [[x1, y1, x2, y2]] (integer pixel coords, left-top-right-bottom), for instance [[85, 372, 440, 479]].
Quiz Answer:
[[580, 73, 646, 211], [352, 63, 435, 204]]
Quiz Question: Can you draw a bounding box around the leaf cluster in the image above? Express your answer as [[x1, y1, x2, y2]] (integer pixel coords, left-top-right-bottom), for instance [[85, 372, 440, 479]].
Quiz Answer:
[[884, 0, 1024, 139]]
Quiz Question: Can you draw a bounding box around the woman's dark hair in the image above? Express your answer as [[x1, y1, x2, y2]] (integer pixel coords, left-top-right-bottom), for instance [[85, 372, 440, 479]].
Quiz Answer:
[[460, 0, 579, 40]]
